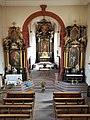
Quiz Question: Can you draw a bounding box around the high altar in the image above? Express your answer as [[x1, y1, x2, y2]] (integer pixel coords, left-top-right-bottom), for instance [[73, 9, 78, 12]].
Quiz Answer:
[[36, 17, 54, 62]]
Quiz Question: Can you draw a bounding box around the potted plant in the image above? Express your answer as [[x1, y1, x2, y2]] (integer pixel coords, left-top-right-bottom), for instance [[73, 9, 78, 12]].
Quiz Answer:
[[40, 81, 46, 91]]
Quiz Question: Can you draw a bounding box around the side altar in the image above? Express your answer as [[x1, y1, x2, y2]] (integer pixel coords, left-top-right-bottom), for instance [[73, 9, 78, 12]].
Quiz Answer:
[[63, 24, 87, 83], [3, 24, 27, 81]]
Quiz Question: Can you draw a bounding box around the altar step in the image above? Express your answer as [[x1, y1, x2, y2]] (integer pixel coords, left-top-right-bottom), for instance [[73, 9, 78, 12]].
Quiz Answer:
[[33, 77, 55, 89], [55, 81, 88, 93], [2, 80, 34, 92]]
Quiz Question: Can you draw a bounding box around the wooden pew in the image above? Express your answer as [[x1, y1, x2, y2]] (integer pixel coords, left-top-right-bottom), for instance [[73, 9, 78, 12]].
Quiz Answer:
[[54, 92, 88, 120], [56, 114, 90, 120], [0, 91, 35, 119], [3, 98, 34, 105], [53, 92, 81, 98], [0, 104, 33, 119], [55, 104, 89, 115], [5, 91, 35, 106], [0, 104, 33, 114], [54, 98, 85, 105], [7, 90, 35, 98]]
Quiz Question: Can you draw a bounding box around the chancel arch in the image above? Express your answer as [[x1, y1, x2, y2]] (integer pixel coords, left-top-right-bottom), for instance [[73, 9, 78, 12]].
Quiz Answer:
[[22, 5, 65, 80]]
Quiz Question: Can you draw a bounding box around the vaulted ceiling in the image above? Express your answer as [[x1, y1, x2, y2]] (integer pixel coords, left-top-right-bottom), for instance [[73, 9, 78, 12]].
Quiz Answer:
[[0, 0, 90, 6]]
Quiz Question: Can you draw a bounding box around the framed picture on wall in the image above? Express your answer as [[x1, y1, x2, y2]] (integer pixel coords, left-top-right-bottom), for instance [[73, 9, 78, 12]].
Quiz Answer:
[[10, 51, 20, 67], [69, 46, 79, 68]]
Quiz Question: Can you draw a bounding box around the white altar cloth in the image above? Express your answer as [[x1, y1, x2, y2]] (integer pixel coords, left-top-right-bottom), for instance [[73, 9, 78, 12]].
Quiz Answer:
[[6, 74, 22, 85], [66, 74, 83, 77]]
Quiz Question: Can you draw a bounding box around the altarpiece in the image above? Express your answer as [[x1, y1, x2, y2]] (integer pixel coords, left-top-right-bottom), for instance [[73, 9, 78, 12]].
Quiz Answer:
[[3, 24, 27, 81], [63, 24, 87, 83], [36, 17, 54, 62]]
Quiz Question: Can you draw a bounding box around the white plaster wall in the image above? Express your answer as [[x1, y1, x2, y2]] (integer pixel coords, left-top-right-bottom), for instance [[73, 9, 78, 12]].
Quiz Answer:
[[47, 6, 87, 26], [85, 4, 90, 85], [1, 6, 87, 38]]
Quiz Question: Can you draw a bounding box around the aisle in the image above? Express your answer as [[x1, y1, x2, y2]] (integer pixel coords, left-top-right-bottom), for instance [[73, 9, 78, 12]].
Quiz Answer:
[[33, 90, 55, 120]]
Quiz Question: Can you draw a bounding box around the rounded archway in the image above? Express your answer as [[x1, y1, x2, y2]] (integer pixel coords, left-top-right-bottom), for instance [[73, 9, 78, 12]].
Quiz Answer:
[[22, 5, 65, 80]]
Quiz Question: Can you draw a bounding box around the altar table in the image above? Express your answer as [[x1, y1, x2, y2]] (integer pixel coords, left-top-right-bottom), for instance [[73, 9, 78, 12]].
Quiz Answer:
[[6, 74, 22, 85]]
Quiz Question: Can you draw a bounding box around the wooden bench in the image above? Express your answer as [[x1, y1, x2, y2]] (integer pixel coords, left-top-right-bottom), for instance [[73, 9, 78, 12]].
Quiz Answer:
[[0, 104, 33, 114], [56, 113, 90, 120], [0, 104, 33, 119], [54, 98, 85, 105], [55, 104, 89, 114], [7, 91, 35, 98], [4, 91, 35, 108], [53, 92, 81, 98], [3, 98, 34, 105]]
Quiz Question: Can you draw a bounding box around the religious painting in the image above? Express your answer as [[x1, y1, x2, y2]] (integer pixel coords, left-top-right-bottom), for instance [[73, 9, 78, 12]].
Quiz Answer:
[[41, 40, 49, 52], [41, 40, 49, 58], [70, 26, 79, 40], [69, 46, 79, 68], [10, 51, 20, 67]]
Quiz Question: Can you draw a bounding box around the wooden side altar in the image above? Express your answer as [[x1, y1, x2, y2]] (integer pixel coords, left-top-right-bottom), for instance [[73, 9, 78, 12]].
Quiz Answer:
[[3, 24, 27, 81], [63, 24, 87, 83]]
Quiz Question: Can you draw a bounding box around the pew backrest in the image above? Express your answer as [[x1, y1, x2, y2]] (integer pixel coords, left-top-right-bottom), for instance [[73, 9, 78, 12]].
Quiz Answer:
[[53, 92, 81, 98], [7, 90, 35, 98], [3, 98, 34, 105]]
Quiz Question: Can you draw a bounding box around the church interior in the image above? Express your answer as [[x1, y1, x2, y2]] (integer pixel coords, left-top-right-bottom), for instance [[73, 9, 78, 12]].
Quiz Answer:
[[0, 0, 90, 119]]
